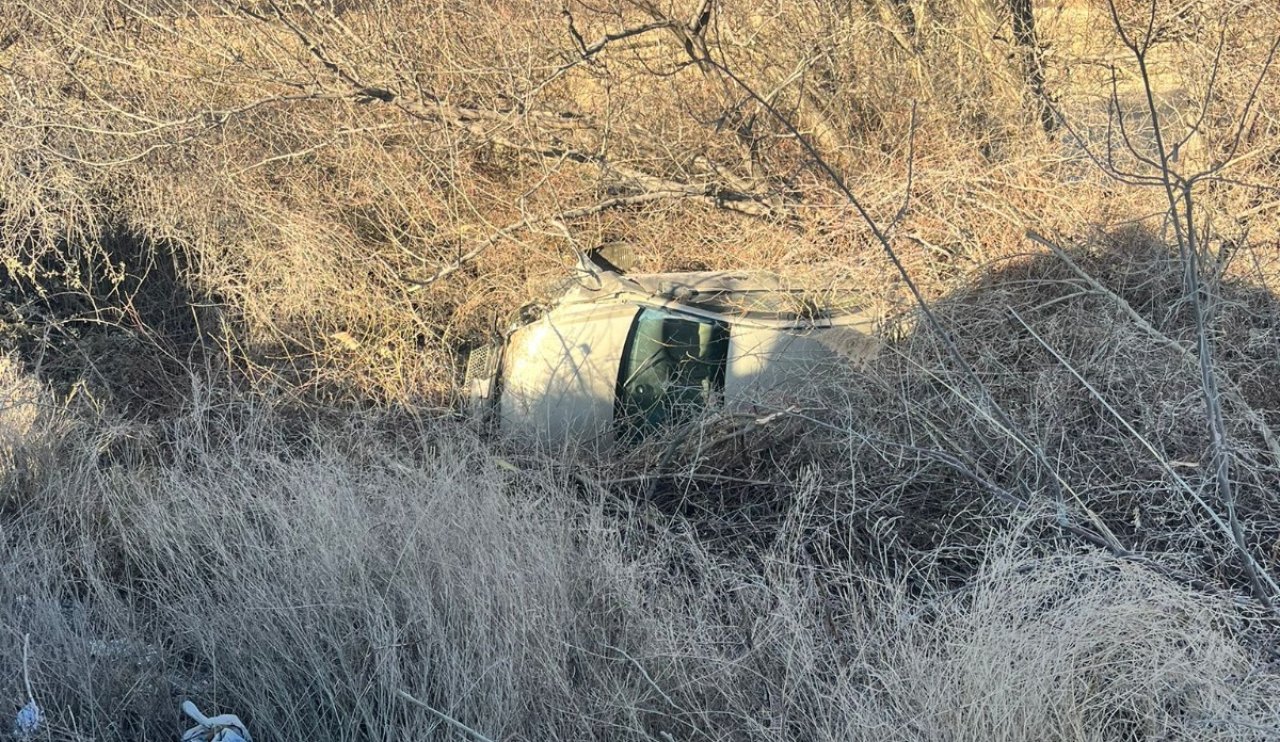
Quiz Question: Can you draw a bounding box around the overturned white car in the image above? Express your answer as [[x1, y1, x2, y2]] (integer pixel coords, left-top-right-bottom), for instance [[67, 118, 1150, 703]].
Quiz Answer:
[[463, 245, 880, 447]]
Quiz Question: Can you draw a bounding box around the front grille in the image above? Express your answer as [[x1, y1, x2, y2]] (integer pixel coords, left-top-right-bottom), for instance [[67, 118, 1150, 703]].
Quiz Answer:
[[462, 342, 501, 418], [464, 343, 493, 387]]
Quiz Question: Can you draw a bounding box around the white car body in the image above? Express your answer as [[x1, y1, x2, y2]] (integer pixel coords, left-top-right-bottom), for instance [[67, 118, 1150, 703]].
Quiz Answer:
[[464, 251, 879, 448]]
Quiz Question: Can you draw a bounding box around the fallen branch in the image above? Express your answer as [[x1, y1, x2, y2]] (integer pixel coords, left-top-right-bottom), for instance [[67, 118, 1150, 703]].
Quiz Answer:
[[384, 93, 786, 219]]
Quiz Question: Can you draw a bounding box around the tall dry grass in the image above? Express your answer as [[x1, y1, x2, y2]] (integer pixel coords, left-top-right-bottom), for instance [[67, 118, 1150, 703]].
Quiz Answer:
[[2, 368, 1279, 741]]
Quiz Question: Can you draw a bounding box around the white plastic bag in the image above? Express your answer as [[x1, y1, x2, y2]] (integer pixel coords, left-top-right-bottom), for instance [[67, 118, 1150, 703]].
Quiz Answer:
[[180, 700, 253, 742], [13, 699, 42, 741]]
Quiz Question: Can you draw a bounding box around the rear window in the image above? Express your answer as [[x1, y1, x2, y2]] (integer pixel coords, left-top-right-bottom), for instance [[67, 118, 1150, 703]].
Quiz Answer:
[[615, 308, 729, 437]]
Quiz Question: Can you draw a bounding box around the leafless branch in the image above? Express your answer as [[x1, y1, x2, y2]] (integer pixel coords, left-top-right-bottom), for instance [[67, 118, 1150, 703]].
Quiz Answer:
[[1010, 304, 1279, 606], [233, 2, 787, 225], [403, 191, 720, 290]]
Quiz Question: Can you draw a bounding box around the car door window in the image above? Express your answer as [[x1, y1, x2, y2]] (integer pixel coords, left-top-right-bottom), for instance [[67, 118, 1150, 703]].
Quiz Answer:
[[616, 308, 728, 437]]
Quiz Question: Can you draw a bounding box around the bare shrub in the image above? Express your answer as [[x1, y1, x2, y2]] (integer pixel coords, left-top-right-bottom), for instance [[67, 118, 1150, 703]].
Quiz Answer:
[[0, 0, 1196, 404]]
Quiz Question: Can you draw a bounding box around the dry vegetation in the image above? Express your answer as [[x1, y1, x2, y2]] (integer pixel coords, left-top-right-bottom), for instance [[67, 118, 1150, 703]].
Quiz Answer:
[[2, 0, 1280, 739]]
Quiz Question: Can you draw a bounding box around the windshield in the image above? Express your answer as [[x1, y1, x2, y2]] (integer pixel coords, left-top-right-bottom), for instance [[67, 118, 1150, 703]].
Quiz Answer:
[[615, 307, 729, 437]]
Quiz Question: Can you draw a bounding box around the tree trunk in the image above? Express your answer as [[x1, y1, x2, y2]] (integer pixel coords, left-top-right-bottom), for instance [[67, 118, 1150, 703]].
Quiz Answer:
[[1009, 0, 1057, 133]]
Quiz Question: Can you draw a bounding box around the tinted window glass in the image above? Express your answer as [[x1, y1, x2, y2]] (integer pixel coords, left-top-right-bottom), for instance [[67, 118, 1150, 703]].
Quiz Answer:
[[616, 308, 728, 437]]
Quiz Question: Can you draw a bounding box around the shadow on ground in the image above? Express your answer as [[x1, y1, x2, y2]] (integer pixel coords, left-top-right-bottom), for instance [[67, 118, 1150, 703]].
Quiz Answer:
[[1, 225, 222, 417], [625, 225, 1280, 588]]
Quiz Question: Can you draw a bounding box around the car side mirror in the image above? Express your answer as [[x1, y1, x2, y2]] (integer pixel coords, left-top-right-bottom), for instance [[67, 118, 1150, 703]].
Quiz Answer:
[[586, 242, 636, 274]]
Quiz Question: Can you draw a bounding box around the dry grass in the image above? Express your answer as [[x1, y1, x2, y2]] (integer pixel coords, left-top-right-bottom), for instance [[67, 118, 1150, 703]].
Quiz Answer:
[[2, 0, 1280, 739], [2, 380, 1279, 741]]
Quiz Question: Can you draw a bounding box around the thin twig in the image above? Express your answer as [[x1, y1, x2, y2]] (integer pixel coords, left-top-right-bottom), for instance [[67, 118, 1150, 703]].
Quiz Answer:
[[22, 633, 35, 702], [607, 644, 678, 710], [397, 689, 496, 742]]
